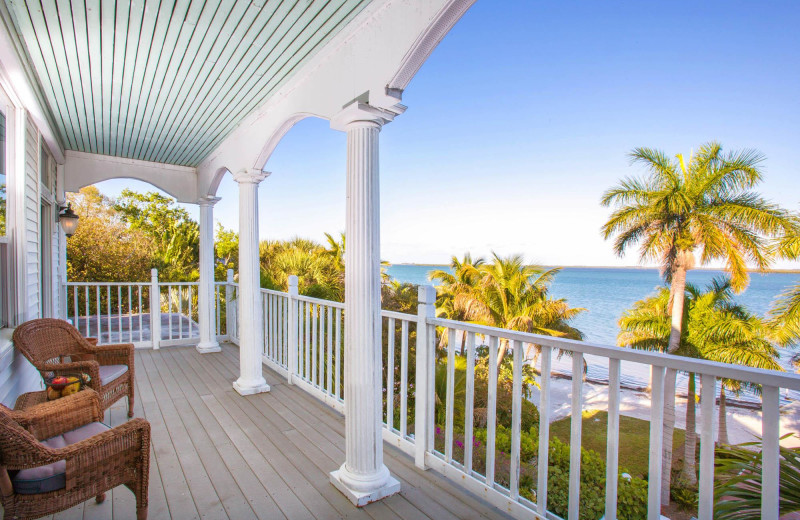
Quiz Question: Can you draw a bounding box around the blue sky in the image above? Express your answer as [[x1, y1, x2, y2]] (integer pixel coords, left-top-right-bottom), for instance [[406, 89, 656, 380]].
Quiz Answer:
[[99, 1, 800, 268]]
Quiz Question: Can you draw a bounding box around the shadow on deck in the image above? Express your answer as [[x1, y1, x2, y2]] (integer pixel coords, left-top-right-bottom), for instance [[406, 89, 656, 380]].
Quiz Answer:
[[43, 343, 513, 520]]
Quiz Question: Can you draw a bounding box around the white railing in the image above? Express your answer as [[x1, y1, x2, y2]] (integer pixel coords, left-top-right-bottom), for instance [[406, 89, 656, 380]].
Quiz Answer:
[[67, 268, 238, 348], [259, 282, 800, 520]]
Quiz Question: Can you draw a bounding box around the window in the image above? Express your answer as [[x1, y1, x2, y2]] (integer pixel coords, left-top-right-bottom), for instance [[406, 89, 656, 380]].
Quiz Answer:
[[0, 107, 7, 327], [0, 109, 6, 237]]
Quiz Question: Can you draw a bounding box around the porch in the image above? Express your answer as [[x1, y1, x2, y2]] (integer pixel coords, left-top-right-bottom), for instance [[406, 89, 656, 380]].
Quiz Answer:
[[40, 343, 510, 520]]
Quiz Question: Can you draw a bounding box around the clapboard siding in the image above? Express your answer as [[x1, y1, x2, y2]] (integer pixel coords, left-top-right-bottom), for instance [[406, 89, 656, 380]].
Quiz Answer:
[[0, 334, 42, 407], [24, 114, 39, 320]]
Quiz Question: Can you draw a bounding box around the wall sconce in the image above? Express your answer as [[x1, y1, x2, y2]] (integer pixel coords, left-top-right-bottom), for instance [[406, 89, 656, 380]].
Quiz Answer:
[[57, 203, 80, 237]]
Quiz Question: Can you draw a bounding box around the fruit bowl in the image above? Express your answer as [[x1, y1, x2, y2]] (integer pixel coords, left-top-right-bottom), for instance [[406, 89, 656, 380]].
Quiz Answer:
[[44, 373, 91, 400]]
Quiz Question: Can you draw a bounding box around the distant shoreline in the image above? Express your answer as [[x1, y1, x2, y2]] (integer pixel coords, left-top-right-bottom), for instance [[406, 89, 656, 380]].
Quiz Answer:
[[387, 263, 800, 274]]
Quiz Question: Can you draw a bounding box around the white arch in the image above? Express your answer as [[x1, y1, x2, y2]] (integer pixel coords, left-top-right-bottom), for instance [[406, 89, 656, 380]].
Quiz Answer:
[[63, 150, 198, 203]]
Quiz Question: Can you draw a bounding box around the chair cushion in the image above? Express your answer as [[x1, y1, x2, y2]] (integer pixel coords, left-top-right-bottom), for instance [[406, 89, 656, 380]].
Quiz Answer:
[[12, 422, 110, 494], [99, 364, 128, 385]]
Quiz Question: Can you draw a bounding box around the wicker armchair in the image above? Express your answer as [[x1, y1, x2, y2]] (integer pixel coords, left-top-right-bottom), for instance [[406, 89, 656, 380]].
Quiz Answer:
[[12, 318, 136, 417], [0, 390, 149, 519]]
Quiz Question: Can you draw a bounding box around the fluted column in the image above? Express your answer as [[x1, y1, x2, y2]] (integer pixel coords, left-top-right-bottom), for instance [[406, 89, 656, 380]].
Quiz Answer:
[[232, 169, 270, 396], [196, 196, 221, 354], [329, 102, 402, 506]]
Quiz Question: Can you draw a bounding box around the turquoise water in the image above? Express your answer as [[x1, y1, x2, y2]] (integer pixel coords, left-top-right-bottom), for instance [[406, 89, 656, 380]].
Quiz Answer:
[[384, 264, 800, 401]]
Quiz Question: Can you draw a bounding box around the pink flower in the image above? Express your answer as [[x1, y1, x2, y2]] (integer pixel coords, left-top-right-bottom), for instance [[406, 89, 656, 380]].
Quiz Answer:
[[436, 426, 442, 435], [456, 440, 464, 449]]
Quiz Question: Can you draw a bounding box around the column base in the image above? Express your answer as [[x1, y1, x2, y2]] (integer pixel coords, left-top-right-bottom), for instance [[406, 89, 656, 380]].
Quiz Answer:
[[330, 470, 401, 507], [232, 377, 270, 396], [196, 341, 221, 354]]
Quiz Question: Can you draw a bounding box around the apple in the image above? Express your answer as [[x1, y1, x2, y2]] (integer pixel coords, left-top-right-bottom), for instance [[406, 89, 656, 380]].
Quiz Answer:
[[52, 376, 68, 385]]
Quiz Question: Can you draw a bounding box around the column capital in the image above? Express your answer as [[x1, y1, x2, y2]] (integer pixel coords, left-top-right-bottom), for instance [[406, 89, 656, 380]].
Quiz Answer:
[[330, 101, 406, 132], [232, 168, 270, 184], [196, 196, 221, 207]]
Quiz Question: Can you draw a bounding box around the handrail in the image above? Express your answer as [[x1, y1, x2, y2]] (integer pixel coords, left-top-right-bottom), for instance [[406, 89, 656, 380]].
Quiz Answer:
[[429, 317, 800, 390]]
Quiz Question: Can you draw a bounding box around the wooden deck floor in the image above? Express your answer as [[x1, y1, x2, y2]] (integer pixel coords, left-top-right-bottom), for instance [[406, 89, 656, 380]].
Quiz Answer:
[[42, 343, 513, 520]]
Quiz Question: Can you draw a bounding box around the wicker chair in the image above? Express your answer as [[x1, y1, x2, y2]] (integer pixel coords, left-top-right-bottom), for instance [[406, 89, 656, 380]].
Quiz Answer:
[[0, 390, 149, 519], [12, 318, 136, 417]]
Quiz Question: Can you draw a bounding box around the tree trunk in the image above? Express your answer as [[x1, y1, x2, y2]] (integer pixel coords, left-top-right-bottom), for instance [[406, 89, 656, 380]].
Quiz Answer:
[[496, 338, 509, 366], [718, 387, 729, 446], [681, 373, 698, 485], [661, 261, 688, 505]]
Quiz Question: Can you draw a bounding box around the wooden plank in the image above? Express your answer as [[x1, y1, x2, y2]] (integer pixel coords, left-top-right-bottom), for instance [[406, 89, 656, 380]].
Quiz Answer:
[[210, 344, 513, 520], [135, 351, 201, 519], [138, 351, 225, 519], [160, 350, 285, 520], [173, 348, 342, 520]]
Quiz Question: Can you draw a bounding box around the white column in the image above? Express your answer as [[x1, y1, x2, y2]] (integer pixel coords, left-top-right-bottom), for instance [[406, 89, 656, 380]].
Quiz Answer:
[[196, 196, 221, 353], [329, 102, 402, 506], [232, 169, 270, 396]]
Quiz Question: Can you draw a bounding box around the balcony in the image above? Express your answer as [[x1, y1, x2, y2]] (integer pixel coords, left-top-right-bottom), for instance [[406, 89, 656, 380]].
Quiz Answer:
[[59, 274, 800, 520], [48, 343, 511, 520]]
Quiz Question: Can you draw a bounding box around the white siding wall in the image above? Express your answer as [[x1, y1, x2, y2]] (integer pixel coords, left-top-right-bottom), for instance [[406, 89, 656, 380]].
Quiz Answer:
[[0, 112, 49, 407], [24, 114, 39, 320]]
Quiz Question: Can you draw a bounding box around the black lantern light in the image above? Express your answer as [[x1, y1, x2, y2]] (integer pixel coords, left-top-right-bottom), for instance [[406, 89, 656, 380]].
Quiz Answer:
[[58, 203, 79, 237]]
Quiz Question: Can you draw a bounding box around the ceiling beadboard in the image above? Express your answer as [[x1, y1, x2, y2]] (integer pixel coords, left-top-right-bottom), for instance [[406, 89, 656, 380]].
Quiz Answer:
[[8, 0, 369, 166]]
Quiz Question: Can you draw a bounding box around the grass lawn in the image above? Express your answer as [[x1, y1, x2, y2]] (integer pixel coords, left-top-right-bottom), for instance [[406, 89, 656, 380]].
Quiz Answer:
[[550, 409, 686, 479]]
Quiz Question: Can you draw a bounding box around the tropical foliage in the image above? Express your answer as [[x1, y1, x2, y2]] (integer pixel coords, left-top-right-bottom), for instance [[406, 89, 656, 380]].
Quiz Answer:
[[618, 278, 782, 483], [601, 142, 795, 502], [430, 253, 584, 363], [714, 438, 800, 519]]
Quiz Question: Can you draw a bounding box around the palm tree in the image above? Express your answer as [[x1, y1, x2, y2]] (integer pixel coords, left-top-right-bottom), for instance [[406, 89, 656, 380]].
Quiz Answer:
[[429, 254, 486, 350], [768, 222, 800, 350], [618, 278, 782, 484], [457, 253, 584, 365], [602, 142, 794, 502]]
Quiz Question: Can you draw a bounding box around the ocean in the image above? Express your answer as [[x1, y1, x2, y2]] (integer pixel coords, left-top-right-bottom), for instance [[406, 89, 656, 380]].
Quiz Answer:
[[384, 264, 800, 403]]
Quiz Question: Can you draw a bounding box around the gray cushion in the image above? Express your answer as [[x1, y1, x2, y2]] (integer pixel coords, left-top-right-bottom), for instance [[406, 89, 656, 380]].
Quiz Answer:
[[12, 422, 110, 494], [99, 364, 128, 385]]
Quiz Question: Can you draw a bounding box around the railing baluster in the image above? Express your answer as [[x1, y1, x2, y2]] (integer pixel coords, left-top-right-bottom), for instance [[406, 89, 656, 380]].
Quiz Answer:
[[96, 286, 101, 342], [698, 373, 716, 520], [72, 286, 78, 333], [118, 286, 122, 340], [510, 340, 523, 500], [335, 308, 341, 399], [272, 295, 277, 360], [304, 302, 310, 381], [445, 328, 456, 462], [647, 365, 666, 520], [107, 286, 112, 342], [326, 306, 333, 393], [400, 320, 409, 439], [568, 353, 584, 520], [127, 286, 133, 343], [485, 335, 498, 487], [464, 331, 476, 475], [85, 286, 90, 337], [762, 385, 780, 520], [318, 306, 325, 387], [386, 318, 395, 429], [537, 346, 552, 516], [168, 285, 173, 340], [178, 286, 183, 339], [605, 358, 621, 520], [138, 286, 144, 342], [188, 286, 194, 337], [215, 286, 220, 337], [312, 304, 318, 386]]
